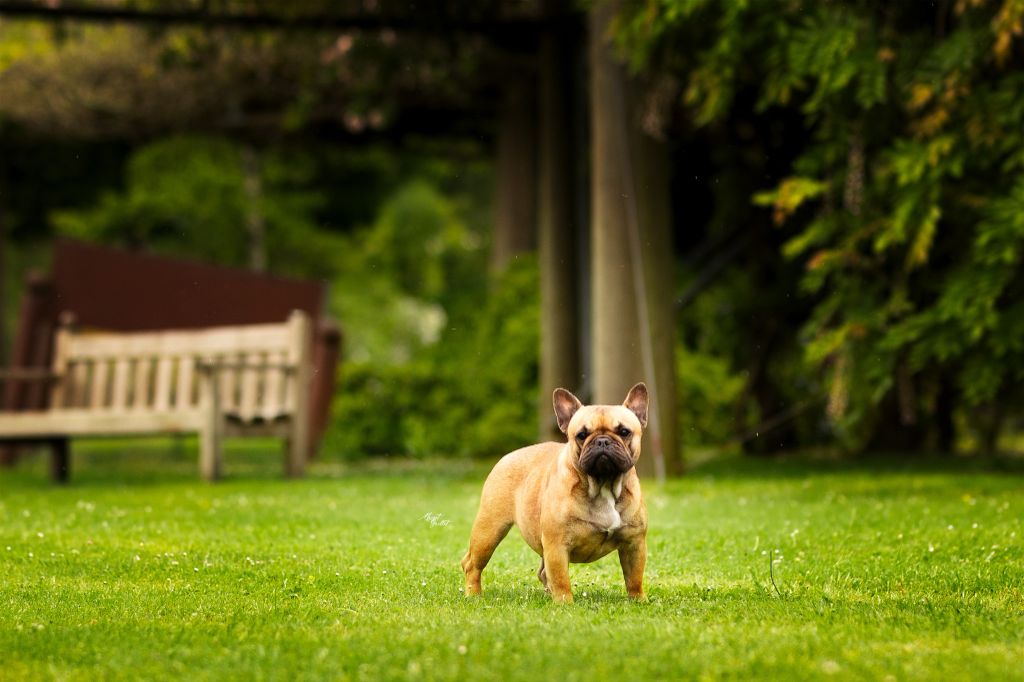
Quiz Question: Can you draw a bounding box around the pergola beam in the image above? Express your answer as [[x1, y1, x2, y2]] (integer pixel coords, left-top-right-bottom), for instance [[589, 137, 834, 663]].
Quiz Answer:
[[0, 1, 554, 43]]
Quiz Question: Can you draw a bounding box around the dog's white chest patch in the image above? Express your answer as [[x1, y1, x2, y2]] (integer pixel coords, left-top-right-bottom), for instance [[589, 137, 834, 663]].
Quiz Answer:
[[595, 485, 622, 535]]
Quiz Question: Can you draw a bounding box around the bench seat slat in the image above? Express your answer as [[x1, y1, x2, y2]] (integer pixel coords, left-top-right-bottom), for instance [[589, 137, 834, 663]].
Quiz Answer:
[[261, 351, 286, 419], [237, 352, 262, 421], [153, 357, 174, 411], [0, 409, 206, 437], [70, 361, 90, 409], [132, 357, 152, 410], [89, 359, 109, 409], [218, 353, 237, 412], [111, 358, 130, 409], [176, 359, 195, 409]]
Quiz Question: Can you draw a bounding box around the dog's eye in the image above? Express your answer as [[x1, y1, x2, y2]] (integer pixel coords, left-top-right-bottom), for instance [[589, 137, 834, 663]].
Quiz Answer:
[[617, 427, 632, 439], [575, 429, 588, 441]]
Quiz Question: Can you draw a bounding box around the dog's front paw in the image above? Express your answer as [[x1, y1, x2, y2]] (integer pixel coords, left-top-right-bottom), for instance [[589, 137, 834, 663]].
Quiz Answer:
[[550, 590, 574, 604]]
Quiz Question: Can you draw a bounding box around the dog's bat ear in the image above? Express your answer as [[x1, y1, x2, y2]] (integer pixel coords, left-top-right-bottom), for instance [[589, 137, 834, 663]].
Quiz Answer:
[[623, 383, 649, 429], [552, 388, 583, 434]]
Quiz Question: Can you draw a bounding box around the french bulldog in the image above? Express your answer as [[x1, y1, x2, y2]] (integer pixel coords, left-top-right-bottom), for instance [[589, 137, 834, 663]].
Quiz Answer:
[[461, 383, 649, 603]]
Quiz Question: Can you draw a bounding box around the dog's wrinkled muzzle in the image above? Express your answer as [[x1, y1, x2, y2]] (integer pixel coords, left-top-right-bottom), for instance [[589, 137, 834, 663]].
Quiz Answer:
[[580, 436, 632, 479]]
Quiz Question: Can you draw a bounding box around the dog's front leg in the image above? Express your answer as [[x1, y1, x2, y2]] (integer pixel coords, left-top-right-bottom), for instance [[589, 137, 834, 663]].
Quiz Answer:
[[618, 536, 647, 600], [541, 535, 573, 604]]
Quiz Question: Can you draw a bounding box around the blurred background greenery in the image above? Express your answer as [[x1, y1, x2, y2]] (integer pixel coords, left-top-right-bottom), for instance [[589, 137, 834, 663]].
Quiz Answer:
[[1, 0, 1023, 467]]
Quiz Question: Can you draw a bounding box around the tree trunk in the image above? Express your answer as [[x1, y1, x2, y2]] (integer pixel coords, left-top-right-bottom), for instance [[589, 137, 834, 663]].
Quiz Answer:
[[866, 391, 928, 453], [633, 122, 681, 476], [589, 1, 680, 479], [974, 400, 1004, 456], [0, 153, 7, 464], [491, 74, 538, 272], [932, 375, 956, 453], [537, 18, 582, 442], [0, 155, 7, 365], [740, 321, 799, 455]]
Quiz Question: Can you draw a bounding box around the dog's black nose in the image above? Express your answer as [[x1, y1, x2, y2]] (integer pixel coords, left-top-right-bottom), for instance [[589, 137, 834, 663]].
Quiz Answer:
[[593, 435, 612, 448]]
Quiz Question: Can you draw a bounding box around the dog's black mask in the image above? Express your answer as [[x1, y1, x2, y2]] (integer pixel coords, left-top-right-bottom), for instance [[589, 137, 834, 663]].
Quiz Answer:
[[578, 434, 633, 479]]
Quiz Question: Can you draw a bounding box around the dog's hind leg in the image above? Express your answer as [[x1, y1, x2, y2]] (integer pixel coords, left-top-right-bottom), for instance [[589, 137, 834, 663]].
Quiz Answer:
[[461, 511, 512, 596], [537, 559, 549, 592]]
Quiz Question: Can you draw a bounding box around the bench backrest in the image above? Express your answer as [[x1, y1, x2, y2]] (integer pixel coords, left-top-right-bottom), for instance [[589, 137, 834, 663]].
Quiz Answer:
[[49, 310, 311, 422]]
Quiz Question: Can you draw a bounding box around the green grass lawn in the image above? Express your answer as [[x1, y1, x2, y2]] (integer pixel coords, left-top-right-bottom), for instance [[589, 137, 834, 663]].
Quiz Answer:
[[1, 441, 1022, 680]]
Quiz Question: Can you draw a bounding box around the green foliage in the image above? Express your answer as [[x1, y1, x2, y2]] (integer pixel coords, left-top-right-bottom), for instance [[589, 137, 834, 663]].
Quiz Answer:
[[615, 0, 1024, 449], [0, 17, 485, 139], [331, 255, 539, 458], [885, 177, 1024, 404], [51, 135, 338, 276], [326, 176, 538, 458], [330, 181, 479, 366], [675, 343, 744, 446], [675, 268, 757, 445], [2, 447, 1023, 679], [0, 20, 55, 71]]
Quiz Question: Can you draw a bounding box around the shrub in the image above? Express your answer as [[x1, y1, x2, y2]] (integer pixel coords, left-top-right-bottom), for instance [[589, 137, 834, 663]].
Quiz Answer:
[[330, 258, 539, 458]]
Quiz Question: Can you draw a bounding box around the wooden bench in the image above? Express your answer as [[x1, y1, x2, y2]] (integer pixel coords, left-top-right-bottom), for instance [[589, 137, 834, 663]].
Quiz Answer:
[[0, 311, 313, 482], [1, 240, 341, 470]]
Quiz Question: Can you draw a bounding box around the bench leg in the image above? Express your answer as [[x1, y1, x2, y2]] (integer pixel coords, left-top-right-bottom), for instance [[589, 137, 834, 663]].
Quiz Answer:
[[0, 444, 19, 467], [200, 423, 223, 482], [50, 438, 70, 483], [198, 366, 223, 482], [285, 425, 307, 478]]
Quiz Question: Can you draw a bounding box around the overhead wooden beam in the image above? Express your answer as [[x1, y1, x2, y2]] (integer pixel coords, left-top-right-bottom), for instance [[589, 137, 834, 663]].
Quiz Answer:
[[0, 0, 555, 44]]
